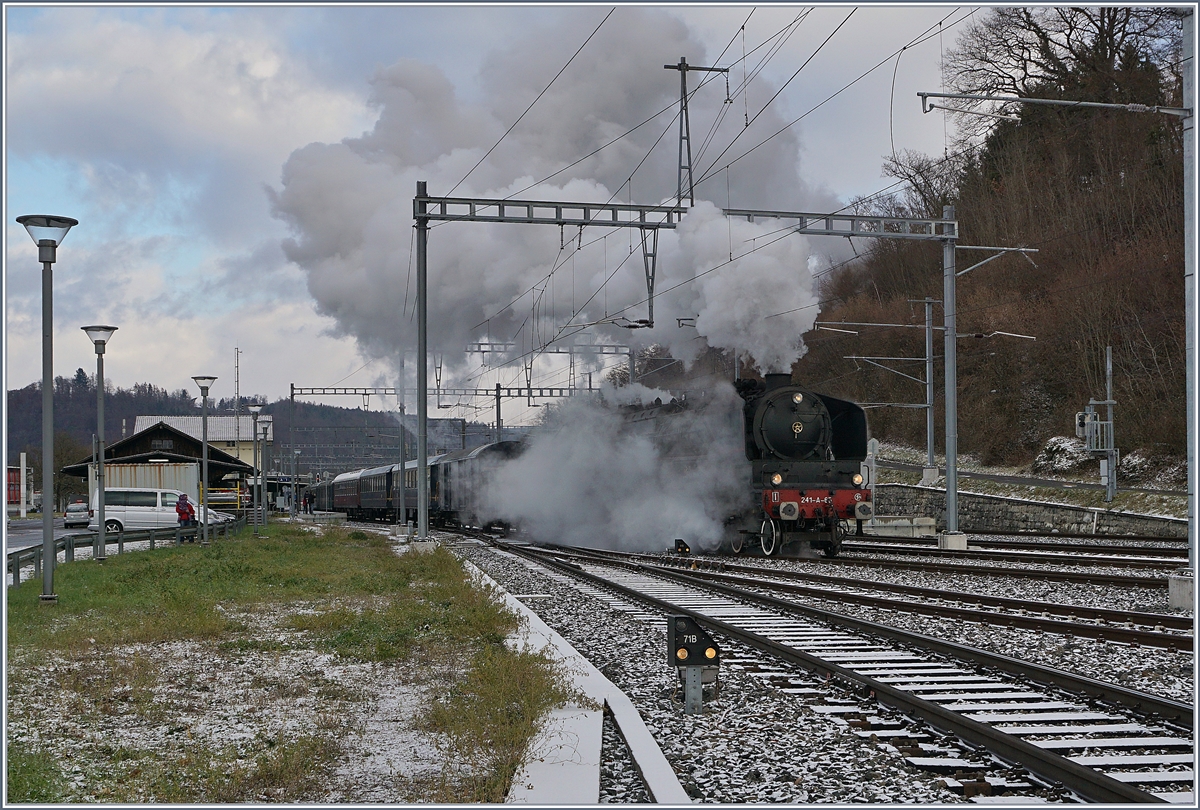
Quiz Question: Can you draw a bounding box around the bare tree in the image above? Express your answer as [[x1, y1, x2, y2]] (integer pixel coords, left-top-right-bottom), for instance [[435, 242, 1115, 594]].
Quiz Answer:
[[943, 7, 1179, 139]]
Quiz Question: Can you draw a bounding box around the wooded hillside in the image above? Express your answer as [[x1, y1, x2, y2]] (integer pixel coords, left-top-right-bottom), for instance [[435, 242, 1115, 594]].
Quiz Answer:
[[795, 7, 1185, 466]]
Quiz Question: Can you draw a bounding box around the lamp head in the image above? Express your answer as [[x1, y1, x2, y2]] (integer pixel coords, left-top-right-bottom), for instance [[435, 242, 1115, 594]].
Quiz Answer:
[[192, 375, 217, 396], [248, 404, 263, 415], [16, 214, 78, 247], [82, 325, 118, 347]]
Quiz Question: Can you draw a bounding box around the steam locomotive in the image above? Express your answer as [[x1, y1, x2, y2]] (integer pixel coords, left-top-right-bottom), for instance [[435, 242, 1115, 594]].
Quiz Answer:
[[310, 374, 872, 557], [733, 373, 872, 557]]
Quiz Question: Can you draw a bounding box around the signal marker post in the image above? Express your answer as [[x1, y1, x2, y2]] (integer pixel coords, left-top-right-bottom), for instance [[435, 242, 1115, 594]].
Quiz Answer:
[[668, 614, 720, 715]]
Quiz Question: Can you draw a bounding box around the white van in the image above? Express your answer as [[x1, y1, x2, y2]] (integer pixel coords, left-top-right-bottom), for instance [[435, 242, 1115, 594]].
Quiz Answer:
[[87, 488, 228, 533]]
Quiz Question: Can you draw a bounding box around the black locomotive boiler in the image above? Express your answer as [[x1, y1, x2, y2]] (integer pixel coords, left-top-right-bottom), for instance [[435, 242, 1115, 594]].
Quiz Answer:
[[734, 373, 873, 557]]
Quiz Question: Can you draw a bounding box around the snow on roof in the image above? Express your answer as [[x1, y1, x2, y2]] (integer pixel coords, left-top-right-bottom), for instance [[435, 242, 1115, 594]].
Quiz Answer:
[[133, 415, 273, 442]]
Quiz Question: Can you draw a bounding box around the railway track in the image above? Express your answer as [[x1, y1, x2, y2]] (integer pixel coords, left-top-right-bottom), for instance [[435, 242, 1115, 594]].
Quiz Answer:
[[641, 556, 1192, 651], [498, 540, 1193, 803], [840, 540, 1184, 570], [853, 535, 1190, 559], [799, 553, 1169, 588], [551, 547, 1191, 648], [966, 529, 1189, 545]]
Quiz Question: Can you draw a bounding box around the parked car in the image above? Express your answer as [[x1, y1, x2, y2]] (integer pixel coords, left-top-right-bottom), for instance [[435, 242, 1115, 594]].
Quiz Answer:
[[87, 488, 233, 533], [63, 502, 90, 529]]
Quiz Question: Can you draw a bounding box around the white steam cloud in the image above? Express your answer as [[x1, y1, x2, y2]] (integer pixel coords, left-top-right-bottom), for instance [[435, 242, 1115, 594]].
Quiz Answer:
[[269, 8, 838, 384], [483, 382, 752, 552]]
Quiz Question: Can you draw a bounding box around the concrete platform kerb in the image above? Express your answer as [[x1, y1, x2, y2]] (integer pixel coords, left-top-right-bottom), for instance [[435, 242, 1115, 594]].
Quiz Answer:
[[462, 561, 690, 805]]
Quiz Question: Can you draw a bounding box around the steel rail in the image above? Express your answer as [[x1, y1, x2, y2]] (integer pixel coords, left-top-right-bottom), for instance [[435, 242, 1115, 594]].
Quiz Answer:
[[851, 535, 1189, 558], [964, 529, 1188, 543], [545, 545, 1191, 723], [657, 562, 1192, 650], [500, 542, 1168, 803], [815, 554, 1168, 588], [662, 556, 1194, 632], [842, 540, 1182, 569]]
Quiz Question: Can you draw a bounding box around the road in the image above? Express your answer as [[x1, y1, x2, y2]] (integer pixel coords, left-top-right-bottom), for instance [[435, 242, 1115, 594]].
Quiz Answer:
[[4, 518, 87, 552], [878, 462, 1187, 496]]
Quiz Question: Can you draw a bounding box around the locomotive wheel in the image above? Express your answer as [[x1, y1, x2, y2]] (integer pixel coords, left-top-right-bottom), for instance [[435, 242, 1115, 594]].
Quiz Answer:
[[730, 531, 744, 554], [760, 519, 780, 556]]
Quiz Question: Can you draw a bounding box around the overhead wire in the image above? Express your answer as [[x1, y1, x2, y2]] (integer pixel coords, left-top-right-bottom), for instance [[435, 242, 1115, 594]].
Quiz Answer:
[[694, 9, 810, 166], [432, 6, 808, 233], [695, 7, 971, 189], [435, 8, 986, 409], [695, 7, 859, 184], [446, 7, 615, 197]]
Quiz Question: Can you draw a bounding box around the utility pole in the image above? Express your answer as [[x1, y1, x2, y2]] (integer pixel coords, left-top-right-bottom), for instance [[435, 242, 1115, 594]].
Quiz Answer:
[[942, 205, 961, 539], [398, 353, 406, 525], [1104, 346, 1117, 503], [1076, 346, 1118, 502], [416, 181, 429, 540], [234, 347, 241, 453], [1183, 10, 1196, 587], [665, 57, 729, 208], [495, 383, 502, 443], [923, 298, 936, 480]]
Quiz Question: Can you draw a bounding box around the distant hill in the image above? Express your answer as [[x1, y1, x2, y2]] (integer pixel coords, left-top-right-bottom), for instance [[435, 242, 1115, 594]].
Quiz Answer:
[[5, 373, 495, 477]]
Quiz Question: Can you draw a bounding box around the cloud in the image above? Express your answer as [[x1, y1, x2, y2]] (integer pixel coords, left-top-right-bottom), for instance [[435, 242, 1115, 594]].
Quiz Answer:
[[6, 8, 371, 247]]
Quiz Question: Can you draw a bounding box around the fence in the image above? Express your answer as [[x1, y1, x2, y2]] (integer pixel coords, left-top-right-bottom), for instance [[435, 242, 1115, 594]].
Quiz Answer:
[[7, 516, 248, 588]]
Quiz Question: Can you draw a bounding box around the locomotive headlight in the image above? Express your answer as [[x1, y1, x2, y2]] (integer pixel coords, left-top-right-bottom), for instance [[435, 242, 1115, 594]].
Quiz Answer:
[[770, 473, 783, 486], [792, 392, 804, 404], [676, 648, 689, 661], [852, 473, 864, 486]]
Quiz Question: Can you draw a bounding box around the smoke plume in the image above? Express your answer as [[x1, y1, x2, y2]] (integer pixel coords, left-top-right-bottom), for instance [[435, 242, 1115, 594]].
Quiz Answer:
[[483, 381, 752, 552], [269, 7, 840, 384]]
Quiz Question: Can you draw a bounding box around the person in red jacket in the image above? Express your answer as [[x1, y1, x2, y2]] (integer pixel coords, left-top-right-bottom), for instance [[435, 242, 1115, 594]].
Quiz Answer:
[[176, 493, 197, 540]]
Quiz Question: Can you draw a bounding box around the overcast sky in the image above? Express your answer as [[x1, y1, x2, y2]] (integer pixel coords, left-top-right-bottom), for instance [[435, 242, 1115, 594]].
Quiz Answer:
[[5, 3, 973, 426]]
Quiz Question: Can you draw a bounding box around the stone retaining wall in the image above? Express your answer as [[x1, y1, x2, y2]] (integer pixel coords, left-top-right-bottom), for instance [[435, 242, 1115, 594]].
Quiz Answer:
[[874, 483, 1187, 538]]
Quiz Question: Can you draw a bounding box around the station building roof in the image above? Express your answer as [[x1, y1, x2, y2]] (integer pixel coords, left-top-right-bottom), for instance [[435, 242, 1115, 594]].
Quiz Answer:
[[61, 421, 252, 486], [133, 415, 273, 442]]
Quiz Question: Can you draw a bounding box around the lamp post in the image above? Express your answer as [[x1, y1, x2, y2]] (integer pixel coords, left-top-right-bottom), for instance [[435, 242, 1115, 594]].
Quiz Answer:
[[259, 415, 272, 519], [17, 214, 78, 603], [82, 326, 117, 562], [248, 404, 262, 534], [192, 375, 217, 545], [291, 449, 301, 518]]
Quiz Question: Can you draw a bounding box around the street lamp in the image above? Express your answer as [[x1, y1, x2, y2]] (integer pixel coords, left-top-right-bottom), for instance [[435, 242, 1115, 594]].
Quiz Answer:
[[82, 325, 117, 563], [291, 449, 301, 518], [259, 415, 272, 519], [192, 375, 217, 545], [248, 404, 262, 535], [17, 214, 78, 603]]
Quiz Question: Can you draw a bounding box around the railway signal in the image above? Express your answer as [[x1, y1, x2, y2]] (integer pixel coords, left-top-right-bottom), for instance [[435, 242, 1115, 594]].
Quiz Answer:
[[668, 614, 719, 715]]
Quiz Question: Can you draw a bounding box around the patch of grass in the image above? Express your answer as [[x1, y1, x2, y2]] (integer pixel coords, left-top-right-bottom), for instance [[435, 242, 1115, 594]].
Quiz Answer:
[[56, 651, 164, 720], [422, 645, 575, 802], [5, 743, 69, 803], [103, 734, 341, 803], [7, 528, 574, 803], [216, 636, 288, 654], [286, 546, 518, 662], [6, 526, 436, 652], [194, 734, 340, 802]]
